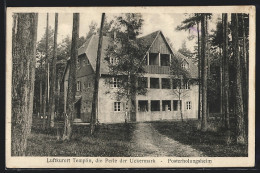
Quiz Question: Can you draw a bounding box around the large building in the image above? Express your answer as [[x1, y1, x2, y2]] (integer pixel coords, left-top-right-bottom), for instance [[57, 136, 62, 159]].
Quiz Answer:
[[62, 30, 199, 124]]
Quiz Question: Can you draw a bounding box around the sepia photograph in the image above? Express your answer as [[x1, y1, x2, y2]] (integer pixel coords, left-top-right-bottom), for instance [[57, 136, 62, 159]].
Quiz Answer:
[[6, 6, 255, 168]]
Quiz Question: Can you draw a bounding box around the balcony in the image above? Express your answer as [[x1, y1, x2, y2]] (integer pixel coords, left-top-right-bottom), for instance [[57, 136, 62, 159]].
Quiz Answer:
[[144, 65, 170, 74]]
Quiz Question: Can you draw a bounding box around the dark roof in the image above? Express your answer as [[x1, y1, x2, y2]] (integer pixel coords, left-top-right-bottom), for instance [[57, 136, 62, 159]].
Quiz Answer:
[[137, 30, 160, 51], [78, 34, 111, 74], [63, 31, 198, 79], [173, 51, 198, 79]]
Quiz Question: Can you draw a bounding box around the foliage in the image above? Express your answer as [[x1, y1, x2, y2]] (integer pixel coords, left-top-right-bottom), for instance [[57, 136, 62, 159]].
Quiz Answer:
[[178, 40, 195, 59], [105, 13, 147, 100]]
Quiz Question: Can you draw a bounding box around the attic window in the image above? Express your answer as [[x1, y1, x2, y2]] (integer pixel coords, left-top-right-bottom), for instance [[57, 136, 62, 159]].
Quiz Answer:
[[160, 54, 170, 66], [181, 60, 189, 69], [149, 53, 159, 65]]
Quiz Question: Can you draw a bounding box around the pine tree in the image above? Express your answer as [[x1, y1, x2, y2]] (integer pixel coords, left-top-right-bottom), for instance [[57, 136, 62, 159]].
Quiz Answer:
[[49, 13, 58, 127], [63, 13, 79, 140], [105, 13, 146, 123], [90, 13, 105, 135], [43, 13, 49, 129], [12, 13, 38, 156], [231, 13, 246, 145], [200, 14, 209, 132]]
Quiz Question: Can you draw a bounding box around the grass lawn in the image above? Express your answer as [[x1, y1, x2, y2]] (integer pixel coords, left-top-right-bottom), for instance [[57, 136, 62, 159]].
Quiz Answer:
[[26, 118, 135, 156], [152, 120, 248, 157]]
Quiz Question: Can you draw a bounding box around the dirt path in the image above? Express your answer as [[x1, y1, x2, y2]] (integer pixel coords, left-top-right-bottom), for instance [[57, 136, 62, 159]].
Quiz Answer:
[[130, 123, 205, 157]]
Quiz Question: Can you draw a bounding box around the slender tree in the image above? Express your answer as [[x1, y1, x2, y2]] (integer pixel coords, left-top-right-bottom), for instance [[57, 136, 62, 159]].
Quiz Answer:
[[49, 13, 58, 127], [63, 13, 79, 140], [170, 58, 190, 122], [200, 14, 208, 131], [12, 13, 38, 156], [196, 16, 202, 120], [90, 13, 105, 135], [43, 13, 49, 129], [222, 13, 230, 130], [176, 13, 202, 119], [231, 13, 246, 145], [105, 13, 146, 123]]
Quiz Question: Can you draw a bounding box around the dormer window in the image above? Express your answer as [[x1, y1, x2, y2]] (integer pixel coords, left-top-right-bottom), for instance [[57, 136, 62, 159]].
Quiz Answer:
[[181, 63, 185, 69], [181, 60, 189, 69]]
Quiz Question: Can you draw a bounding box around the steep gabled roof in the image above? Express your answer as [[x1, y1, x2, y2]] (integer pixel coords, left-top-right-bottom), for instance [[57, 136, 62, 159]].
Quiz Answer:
[[137, 30, 160, 52], [63, 31, 198, 80], [78, 34, 111, 74], [173, 51, 198, 79]]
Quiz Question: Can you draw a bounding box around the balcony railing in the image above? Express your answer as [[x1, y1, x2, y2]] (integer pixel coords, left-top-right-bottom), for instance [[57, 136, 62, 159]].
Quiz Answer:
[[144, 65, 170, 74]]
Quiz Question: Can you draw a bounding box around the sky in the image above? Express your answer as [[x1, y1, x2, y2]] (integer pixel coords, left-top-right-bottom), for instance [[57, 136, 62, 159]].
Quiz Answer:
[[37, 13, 220, 52]]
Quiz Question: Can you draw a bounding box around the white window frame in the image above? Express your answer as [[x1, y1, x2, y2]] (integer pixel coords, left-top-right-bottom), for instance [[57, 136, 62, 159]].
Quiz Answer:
[[114, 102, 121, 112], [186, 101, 192, 110], [185, 81, 190, 89], [110, 57, 118, 65], [77, 81, 81, 91], [112, 77, 120, 88]]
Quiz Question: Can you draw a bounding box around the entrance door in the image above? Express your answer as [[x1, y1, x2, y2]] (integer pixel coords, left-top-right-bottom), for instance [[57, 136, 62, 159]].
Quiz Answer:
[[75, 100, 81, 119]]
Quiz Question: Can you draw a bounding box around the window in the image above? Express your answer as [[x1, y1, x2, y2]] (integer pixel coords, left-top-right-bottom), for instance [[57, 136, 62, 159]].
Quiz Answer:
[[86, 59, 90, 65], [138, 77, 148, 88], [77, 81, 81, 91], [138, 100, 148, 112], [150, 78, 159, 89], [110, 57, 118, 65], [160, 54, 170, 66], [149, 53, 159, 65], [77, 58, 81, 69], [181, 60, 189, 69], [114, 102, 121, 112], [181, 63, 185, 69], [111, 78, 120, 88], [162, 100, 171, 111], [185, 81, 190, 89], [151, 100, 160, 111], [173, 100, 178, 111], [87, 82, 91, 88], [162, 78, 171, 89], [186, 101, 192, 110]]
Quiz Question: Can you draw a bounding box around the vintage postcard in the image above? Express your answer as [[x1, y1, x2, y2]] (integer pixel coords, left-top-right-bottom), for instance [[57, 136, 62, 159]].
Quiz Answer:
[[6, 6, 255, 168]]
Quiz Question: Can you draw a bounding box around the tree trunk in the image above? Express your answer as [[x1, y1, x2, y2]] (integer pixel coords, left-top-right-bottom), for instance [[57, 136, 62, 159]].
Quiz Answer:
[[43, 13, 49, 130], [90, 13, 105, 135], [63, 13, 79, 140], [241, 14, 248, 125], [200, 14, 208, 131], [231, 13, 246, 145], [39, 58, 43, 117], [49, 13, 58, 128], [219, 47, 223, 116], [196, 20, 202, 120], [222, 13, 230, 130], [11, 13, 38, 156]]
